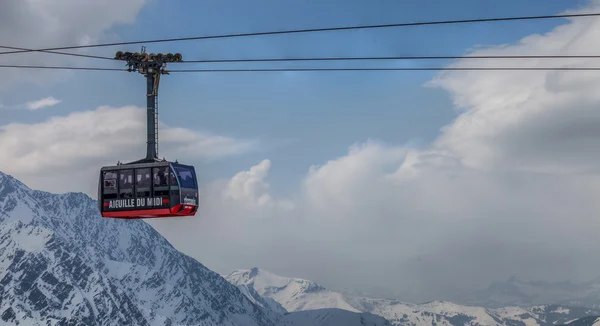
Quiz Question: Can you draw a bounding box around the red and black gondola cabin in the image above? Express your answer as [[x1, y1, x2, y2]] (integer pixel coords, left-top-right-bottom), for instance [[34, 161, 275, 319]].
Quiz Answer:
[[98, 161, 199, 219]]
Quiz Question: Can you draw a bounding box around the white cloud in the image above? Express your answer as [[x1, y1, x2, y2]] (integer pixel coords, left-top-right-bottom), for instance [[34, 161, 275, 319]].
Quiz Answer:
[[0, 105, 259, 195], [26, 97, 61, 110], [160, 126, 259, 162], [426, 0, 600, 175], [149, 1, 600, 303], [0, 0, 147, 89], [223, 159, 294, 211]]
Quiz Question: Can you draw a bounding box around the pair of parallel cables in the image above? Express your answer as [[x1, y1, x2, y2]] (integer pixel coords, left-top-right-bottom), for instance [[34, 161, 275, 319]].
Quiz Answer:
[[2, 12, 600, 73]]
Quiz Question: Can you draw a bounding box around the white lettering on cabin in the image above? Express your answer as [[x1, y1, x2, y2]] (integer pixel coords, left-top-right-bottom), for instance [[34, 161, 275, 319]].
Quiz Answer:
[[108, 199, 135, 209], [146, 198, 161, 206], [108, 197, 163, 209]]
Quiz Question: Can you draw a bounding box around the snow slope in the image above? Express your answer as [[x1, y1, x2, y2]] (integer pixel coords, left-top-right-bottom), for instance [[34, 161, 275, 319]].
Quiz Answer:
[[226, 268, 600, 326], [0, 171, 282, 326], [284, 308, 393, 326], [560, 316, 600, 326]]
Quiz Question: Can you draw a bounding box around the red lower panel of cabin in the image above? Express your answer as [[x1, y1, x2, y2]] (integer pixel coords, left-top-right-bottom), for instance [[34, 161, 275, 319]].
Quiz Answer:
[[101, 204, 198, 219]]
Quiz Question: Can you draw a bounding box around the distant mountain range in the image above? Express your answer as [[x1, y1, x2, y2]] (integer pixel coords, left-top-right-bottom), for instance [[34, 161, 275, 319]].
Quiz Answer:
[[225, 267, 600, 326], [0, 171, 396, 326], [2, 169, 600, 326], [454, 275, 600, 309]]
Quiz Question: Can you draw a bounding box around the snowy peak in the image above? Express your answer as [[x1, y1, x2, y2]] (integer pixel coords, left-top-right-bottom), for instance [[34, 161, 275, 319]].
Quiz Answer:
[[227, 269, 392, 325], [228, 268, 326, 295], [0, 172, 282, 326], [0, 171, 34, 208], [226, 268, 359, 313], [226, 268, 600, 326], [0, 171, 26, 189]]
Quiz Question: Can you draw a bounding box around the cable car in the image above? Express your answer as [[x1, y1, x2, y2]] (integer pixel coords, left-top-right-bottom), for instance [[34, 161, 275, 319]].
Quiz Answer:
[[97, 48, 198, 219], [98, 161, 199, 219]]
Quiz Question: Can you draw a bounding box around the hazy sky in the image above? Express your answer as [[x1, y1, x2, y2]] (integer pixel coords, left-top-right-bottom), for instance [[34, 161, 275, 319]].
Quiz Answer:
[[2, 0, 600, 303]]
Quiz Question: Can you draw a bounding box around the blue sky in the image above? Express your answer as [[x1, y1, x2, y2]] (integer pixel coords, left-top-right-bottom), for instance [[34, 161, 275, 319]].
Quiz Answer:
[[1, 0, 592, 195]]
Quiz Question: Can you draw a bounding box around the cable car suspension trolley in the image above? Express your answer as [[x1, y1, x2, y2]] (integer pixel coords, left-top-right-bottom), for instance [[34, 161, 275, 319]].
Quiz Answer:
[[97, 47, 199, 219]]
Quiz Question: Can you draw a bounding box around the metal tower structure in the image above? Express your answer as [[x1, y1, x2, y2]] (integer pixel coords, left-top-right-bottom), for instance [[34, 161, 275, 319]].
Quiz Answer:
[[114, 47, 182, 163]]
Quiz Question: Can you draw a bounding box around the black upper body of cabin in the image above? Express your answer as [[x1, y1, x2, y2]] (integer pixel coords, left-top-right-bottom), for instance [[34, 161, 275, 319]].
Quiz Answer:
[[98, 161, 198, 213]]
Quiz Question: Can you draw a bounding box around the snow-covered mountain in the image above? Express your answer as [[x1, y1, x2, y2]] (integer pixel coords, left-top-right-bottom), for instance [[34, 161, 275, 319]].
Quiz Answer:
[[0, 171, 284, 326], [456, 275, 600, 309], [3, 168, 598, 326], [226, 268, 600, 326], [560, 316, 600, 326], [226, 268, 360, 313]]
